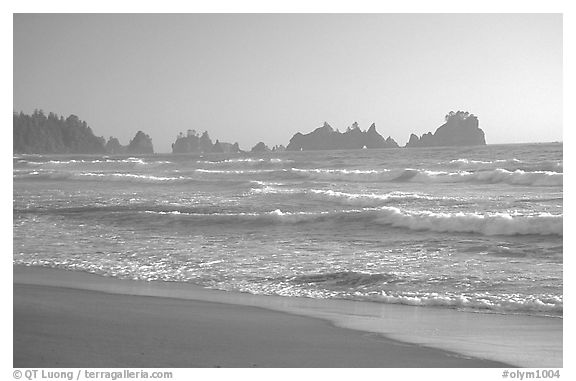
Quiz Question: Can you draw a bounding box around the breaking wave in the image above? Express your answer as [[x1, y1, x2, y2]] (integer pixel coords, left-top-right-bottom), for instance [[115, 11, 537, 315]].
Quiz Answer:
[[252, 187, 452, 207], [13, 171, 252, 188], [14, 171, 190, 183], [15, 157, 172, 167], [292, 168, 562, 186], [448, 158, 563, 172], [15, 165, 562, 187], [198, 158, 293, 166], [134, 207, 562, 237], [371, 207, 562, 236], [288, 271, 562, 315], [371, 291, 562, 315]]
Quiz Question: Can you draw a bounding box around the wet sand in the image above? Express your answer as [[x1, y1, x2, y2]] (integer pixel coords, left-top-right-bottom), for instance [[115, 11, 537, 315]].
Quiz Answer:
[[13, 268, 508, 368]]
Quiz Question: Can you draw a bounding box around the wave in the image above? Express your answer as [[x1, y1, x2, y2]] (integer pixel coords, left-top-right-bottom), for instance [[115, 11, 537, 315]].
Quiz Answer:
[[448, 158, 563, 172], [14, 171, 189, 183], [195, 168, 280, 175], [288, 271, 562, 315], [15, 203, 225, 216], [138, 207, 562, 237], [12, 171, 250, 187], [371, 291, 562, 315], [371, 207, 562, 236], [15, 157, 173, 168], [291, 168, 396, 182], [292, 168, 563, 186], [14, 164, 562, 187], [17, 201, 562, 237], [199, 158, 293, 166], [292, 271, 400, 287], [252, 187, 450, 207], [460, 169, 562, 186]]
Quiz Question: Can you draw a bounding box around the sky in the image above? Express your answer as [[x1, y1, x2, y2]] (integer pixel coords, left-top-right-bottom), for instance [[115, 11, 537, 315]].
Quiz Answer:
[[13, 13, 562, 153]]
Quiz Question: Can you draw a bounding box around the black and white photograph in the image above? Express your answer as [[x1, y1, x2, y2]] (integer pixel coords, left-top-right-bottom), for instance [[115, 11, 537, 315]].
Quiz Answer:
[[9, 5, 568, 377]]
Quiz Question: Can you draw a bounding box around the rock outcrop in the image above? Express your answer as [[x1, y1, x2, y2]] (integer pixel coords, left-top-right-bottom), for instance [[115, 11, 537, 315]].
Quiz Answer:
[[286, 122, 399, 151], [271, 144, 285, 152], [172, 130, 241, 154], [127, 131, 154, 154], [251, 142, 270, 153], [105, 137, 126, 154], [405, 111, 486, 148]]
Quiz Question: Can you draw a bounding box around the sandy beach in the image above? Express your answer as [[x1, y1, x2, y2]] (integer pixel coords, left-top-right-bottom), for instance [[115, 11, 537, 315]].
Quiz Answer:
[[13, 266, 510, 368]]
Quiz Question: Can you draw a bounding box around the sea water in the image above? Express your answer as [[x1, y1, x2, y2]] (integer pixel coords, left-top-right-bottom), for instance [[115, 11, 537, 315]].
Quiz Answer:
[[13, 143, 563, 318]]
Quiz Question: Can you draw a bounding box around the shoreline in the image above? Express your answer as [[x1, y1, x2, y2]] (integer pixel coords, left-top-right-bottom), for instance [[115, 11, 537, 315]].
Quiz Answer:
[[14, 265, 562, 367]]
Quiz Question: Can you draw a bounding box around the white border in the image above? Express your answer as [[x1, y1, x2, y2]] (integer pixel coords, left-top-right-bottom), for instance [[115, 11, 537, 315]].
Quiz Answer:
[[4, 2, 572, 380]]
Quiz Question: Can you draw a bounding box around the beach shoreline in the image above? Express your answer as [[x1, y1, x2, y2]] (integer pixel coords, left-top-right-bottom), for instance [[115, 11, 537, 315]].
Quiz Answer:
[[13, 266, 562, 368]]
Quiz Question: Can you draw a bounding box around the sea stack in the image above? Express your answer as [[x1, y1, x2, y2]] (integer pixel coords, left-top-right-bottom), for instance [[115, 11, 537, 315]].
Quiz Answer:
[[405, 111, 486, 147], [286, 122, 399, 151], [251, 142, 270, 153], [171, 130, 241, 153], [127, 131, 154, 154]]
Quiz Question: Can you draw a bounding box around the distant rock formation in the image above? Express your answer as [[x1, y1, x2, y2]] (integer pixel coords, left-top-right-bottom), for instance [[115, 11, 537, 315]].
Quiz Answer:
[[172, 130, 241, 154], [218, 141, 241, 154], [105, 137, 126, 154], [271, 144, 286, 152], [286, 122, 399, 151], [127, 131, 154, 154], [405, 111, 486, 147], [251, 142, 270, 153]]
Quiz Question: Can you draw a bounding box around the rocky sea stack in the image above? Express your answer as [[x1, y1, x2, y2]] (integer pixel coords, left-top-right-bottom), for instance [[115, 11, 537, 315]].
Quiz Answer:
[[172, 130, 241, 154], [405, 111, 486, 148], [127, 131, 154, 154], [286, 122, 399, 151]]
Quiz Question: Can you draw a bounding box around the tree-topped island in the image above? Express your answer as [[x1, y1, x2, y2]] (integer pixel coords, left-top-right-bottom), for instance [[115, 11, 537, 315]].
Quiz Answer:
[[13, 110, 107, 154], [405, 111, 486, 148], [171, 130, 241, 153], [13, 110, 156, 154], [127, 131, 154, 154]]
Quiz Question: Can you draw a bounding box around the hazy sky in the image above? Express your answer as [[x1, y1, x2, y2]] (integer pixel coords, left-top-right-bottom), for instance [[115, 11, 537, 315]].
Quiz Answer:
[[13, 13, 562, 153]]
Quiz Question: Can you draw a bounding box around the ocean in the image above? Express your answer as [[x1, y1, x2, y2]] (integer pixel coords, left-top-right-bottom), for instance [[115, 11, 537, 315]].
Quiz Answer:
[[13, 143, 563, 319]]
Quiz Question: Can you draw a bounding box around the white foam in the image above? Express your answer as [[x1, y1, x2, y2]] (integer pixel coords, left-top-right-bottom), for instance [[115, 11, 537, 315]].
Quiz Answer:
[[373, 207, 562, 236], [19, 158, 170, 166], [373, 291, 562, 315], [251, 186, 444, 206], [291, 168, 396, 181], [449, 158, 563, 172], [307, 189, 446, 206], [199, 158, 293, 165], [196, 169, 280, 174]]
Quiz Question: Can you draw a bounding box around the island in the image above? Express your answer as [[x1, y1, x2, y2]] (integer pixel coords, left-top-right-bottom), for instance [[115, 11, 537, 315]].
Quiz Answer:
[[172, 130, 241, 154], [13, 110, 155, 154], [105, 131, 155, 154], [14, 109, 488, 155], [405, 111, 486, 147], [251, 142, 270, 153], [126, 131, 154, 154], [285, 122, 399, 151], [13, 110, 107, 154]]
